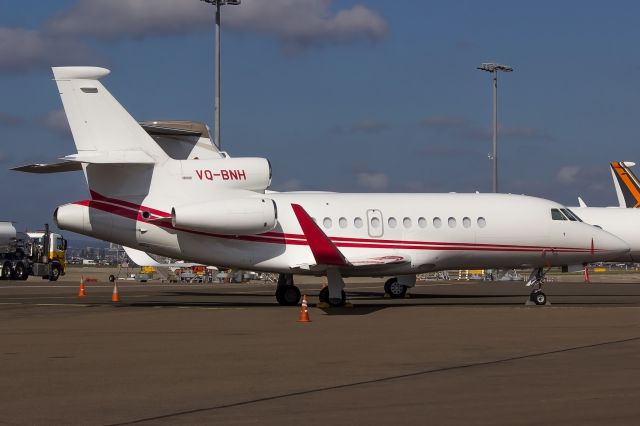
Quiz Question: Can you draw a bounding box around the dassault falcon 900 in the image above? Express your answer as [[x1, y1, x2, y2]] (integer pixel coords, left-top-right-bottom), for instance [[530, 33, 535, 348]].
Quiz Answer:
[[14, 67, 630, 306]]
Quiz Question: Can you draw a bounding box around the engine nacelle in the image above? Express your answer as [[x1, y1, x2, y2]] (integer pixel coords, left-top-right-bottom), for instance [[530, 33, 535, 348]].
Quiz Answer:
[[172, 197, 277, 235]]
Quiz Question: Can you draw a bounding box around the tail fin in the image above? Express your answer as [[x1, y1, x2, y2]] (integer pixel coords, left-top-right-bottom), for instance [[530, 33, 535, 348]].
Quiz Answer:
[[52, 67, 167, 161], [610, 161, 640, 208], [52, 67, 168, 199]]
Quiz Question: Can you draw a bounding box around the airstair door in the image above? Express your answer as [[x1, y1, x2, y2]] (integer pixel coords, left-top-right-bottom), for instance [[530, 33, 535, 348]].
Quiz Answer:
[[366, 209, 384, 238]]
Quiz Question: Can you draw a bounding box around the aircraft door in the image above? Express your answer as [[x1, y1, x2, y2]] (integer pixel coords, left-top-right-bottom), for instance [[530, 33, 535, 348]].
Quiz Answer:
[[366, 209, 384, 238]]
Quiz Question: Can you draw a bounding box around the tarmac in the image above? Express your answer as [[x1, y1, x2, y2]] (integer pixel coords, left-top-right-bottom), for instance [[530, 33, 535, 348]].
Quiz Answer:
[[1, 270, 640, 425]]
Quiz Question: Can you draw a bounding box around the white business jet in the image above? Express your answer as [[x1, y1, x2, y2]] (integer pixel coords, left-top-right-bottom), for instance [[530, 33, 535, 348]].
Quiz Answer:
[[570, 162, 640, 262], [13, 67, 629, 306]]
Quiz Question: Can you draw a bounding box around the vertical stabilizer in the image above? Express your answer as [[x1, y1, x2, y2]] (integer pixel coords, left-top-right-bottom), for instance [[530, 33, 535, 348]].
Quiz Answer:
[[610, 161, 640, 208], [52, 67, 167, 161]]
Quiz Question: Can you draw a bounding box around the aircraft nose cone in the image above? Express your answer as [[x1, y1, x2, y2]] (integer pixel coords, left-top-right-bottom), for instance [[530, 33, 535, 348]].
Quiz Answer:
[[596, 230, 630, 260]]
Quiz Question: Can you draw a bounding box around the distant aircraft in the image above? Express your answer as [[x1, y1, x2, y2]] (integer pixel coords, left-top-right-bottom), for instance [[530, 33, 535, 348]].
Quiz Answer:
[[610, 161, 640, 208], [571, 162, 640, 262], [13, 67, 629, 306]]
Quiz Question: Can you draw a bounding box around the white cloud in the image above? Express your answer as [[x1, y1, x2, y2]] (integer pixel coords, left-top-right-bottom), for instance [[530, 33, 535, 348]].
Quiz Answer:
[[0, 27, 103, 73], [356, 172, 388, 190], [278, 178, 305, 191], [45, 0, 387, 51], [556, 165, 581, 185]]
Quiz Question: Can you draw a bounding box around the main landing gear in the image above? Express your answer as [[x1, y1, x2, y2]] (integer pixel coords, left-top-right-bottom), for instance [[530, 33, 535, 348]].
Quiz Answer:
[[318, 268, 348, 307], [275, 273, 301, 306], [383, 275, 416, 298], [526, 267, 550, 306]]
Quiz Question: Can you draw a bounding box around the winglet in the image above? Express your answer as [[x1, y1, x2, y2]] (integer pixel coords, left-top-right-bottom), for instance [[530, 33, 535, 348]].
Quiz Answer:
[[577, 197, 587, 208], [291, 204, 349, 266]]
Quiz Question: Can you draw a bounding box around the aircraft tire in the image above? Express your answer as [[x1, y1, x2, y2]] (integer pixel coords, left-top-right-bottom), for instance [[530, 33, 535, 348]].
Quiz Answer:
[[318, 287, 346, 307], [109, 274, 116, 282], [384, 278, 407, 298], [533, 290, 547, 306], [276, 285, 301, 306]]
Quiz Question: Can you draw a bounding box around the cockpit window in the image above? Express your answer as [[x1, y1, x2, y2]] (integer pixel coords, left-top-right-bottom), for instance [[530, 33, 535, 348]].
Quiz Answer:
[[561, 208, 583, 222], [551, 208, 567, 220], [566, 209, 583, 222]]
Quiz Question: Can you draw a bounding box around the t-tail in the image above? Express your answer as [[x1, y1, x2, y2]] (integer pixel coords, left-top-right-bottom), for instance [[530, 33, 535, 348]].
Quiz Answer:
[[610, 161, 640, 208]]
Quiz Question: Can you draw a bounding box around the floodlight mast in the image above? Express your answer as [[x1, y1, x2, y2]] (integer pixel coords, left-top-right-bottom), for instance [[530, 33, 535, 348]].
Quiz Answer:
[[201, 0, 241, 149], [477, 63, 513, 193]]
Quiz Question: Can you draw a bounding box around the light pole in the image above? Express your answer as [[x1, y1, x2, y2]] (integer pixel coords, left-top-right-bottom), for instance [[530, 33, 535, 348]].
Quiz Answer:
[[477, 63, 513, 193], [201, 0, 241, 149]]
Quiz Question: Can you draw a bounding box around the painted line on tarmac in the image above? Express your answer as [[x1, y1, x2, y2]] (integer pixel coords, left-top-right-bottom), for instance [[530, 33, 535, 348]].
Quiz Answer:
[[106, 335, 640, 426], [0, 302, 91, 307]]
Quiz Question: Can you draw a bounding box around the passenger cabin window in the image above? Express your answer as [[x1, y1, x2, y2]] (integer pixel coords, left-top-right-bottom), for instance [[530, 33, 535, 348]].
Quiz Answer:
[[339, 217, 348, 228], [551, 208, 567, 221], [448, 217, 456, 228], [370, 217, 381, 229], [323, 217, 332, 228], [477, 217, 486, 228], [388, 217, 397, 228], [433, 217, 442, 228], [463, 217, 471, 228], [354, 217, 363, 228], [418, 217, 427, 228], [403, 217, 412, 228]]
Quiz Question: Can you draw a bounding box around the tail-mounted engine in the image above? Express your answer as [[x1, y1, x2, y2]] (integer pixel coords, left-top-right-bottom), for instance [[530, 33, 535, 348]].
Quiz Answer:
[[172, 197, 277, 235]]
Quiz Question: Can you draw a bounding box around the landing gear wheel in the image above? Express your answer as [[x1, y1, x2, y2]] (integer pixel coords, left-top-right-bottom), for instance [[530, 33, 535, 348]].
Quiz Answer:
[[318, 287, 346, 307], [1, 262, 12, 280], [275, 285, 301, 306], [109, 274, 116, 283], [531, 290, 547, 306], [13, 262, 28, 281], [384, 278, 407, 298], [49, 265, 61, 282]]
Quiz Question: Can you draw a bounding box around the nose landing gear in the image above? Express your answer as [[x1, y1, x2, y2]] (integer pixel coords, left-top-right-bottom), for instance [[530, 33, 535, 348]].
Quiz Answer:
[[526, 267, 551, 306]]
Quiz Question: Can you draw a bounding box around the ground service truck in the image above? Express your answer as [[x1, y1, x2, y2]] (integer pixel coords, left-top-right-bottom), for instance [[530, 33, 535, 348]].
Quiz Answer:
[[0, 222, 67, 281]]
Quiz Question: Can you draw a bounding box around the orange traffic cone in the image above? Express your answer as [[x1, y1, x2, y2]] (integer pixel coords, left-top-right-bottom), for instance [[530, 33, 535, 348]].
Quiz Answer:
[[111, 282, 120, 303], [78, 275, 86, 298], [297, 294, 311, 323]]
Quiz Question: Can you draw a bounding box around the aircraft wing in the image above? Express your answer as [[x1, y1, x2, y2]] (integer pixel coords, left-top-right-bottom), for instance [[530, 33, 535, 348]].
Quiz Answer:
[[122, 246, 199, 268], [348, 255, 410, 267]]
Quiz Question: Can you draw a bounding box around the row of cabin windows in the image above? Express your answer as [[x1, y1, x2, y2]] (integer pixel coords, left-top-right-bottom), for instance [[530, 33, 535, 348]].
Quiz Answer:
[[550, 208, 583, 222], [313, 216, 487, 230]]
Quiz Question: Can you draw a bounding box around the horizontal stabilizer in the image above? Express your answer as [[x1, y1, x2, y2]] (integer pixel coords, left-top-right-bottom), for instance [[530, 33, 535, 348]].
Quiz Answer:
[[62, 150, 155, 164], [12, 161, 82, 174]]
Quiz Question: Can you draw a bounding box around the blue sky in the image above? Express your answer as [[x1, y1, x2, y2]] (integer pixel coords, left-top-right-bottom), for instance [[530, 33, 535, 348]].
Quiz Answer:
[[1, 0, 640, 233]]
